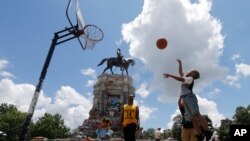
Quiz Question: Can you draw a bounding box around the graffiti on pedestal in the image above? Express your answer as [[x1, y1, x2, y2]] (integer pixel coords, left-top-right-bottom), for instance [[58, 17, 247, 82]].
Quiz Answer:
[[79, 73, 135, 137]]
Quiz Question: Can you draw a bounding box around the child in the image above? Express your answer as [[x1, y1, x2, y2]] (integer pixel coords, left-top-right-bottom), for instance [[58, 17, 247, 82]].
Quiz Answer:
[[163, 59, 209, 140], [96, 117, 113, 141]]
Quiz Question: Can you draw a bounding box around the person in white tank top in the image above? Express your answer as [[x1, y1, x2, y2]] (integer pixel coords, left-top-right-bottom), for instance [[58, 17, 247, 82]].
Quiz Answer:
[[163, 59, 211, 141]]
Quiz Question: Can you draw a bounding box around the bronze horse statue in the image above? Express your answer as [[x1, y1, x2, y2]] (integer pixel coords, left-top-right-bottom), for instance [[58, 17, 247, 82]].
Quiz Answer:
[[97, 58, 135, 75]]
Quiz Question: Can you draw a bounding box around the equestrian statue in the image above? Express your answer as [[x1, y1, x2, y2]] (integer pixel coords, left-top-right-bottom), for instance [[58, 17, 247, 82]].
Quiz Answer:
[[97, 48, 135, 75]]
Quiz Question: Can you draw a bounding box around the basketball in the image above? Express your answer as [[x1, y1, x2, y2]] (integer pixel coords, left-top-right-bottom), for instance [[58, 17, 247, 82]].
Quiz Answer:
[[156, 38, 168, 49]]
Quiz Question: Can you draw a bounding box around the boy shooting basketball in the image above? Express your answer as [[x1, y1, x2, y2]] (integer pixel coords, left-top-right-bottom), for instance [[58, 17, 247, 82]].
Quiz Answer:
[[163, 59, 210, 140]]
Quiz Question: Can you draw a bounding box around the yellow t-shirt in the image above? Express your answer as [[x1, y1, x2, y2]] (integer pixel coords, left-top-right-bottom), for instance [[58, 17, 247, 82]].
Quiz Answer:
[[122, 104, 137, 127]]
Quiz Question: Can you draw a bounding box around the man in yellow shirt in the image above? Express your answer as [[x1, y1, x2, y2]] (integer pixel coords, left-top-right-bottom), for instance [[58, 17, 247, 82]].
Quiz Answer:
[[121, 93, 140, 141]]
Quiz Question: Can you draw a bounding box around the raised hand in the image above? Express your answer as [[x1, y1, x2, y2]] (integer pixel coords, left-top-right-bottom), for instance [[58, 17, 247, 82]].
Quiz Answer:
[[176, 58, 182, 64], [163, 73, 170, 78], [176, 58, 184, 77]]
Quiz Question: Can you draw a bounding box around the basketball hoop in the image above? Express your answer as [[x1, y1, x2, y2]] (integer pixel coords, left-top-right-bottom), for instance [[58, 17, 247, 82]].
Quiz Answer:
[[78, 24, 104, 50], [19, 1, 104, 140], [66, 0, 104, 50]]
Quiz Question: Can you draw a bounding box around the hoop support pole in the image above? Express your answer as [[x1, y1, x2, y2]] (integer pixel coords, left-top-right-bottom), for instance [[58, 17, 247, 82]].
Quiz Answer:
[[18, 26, 80, 141]]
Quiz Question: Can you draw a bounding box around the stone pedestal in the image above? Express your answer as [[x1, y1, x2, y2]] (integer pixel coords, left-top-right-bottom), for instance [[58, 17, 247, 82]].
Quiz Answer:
[[79, 73, 135, 137]]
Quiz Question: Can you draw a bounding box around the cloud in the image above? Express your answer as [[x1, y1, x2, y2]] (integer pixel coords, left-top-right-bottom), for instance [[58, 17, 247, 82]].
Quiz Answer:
[[134, 100, 157, 124], [197, 95, 225, 127], [0, 59, 8, 70], [86, 80, 95, 87], [81, 68, 97, 87], [0, 78, 92, 130], [223, 62, 250, 88], [0, 78, 51, 114], [81, 68, 97, 79], [235, 63, 250, 77], [139, 105, 158, 123], [0, 71, 15, 78], [231, 54, 240, 62], [48, 86, 92, 129], [122, 0, 228, 102], [115, 38, 124, 46], [207, 88, 221, 99], [136, 81, 150, 98], [224, 74, 241, 88], [0, 59, 14, 78], [167, 95, 224, 128]]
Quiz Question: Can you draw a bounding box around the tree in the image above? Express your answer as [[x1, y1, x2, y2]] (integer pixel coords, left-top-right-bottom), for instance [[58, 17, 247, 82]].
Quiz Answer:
[[0, 103, 26, 141], [217, 105, 250, 140], [29, 113, 70, 139], [171, 114, 182, 141], [147, 128, 155, 139], [218, 118, 233, 141], [162, 129, 172, 139], [233, 105, 250, 125], [142, 128, 155, 139]]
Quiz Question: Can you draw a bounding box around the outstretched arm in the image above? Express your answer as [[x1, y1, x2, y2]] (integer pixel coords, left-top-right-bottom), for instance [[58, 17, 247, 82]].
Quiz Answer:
[[163, 73, 185, 82], [177, 59, 184, 77]]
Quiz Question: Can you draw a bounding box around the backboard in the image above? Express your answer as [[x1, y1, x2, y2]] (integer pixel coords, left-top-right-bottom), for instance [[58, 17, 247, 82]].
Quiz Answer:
[[66, 0, 104, 50]]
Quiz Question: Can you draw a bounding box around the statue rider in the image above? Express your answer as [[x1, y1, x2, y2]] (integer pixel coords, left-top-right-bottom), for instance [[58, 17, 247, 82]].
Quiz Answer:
[[117, 48, 123, 64]]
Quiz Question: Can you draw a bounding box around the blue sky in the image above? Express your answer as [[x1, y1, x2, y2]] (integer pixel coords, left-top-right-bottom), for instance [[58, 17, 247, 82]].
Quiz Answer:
[[1, 0, 250, 131]]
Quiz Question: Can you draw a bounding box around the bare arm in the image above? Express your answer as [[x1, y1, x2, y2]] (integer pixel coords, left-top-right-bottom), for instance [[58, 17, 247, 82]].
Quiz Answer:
[[177, 59, 184, 77], [136, 106, 140, 121], [136, 106, 140, 128], [163, 73, 185, 82]]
